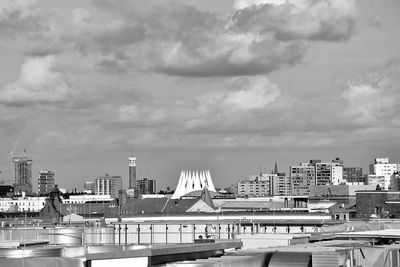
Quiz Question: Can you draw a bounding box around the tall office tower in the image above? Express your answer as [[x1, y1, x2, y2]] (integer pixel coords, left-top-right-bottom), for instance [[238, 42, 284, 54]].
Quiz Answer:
[[13, 156, 33, 194], [290, 163, 315, 196], [95, 174, 122, 197], [343, 167, 363, 183], [37, 170, 55, 195], [136, 178, 156, 195], [128, 155, 136, 189]]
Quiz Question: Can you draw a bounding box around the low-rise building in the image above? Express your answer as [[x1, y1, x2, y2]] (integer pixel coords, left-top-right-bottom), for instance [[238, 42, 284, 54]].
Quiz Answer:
[[356, 190, 400, 219], [237, 173, 275, 197]]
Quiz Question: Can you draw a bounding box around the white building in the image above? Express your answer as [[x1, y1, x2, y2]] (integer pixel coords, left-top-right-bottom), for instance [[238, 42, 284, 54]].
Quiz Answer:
[[0, 194, 113, 212], [0, 197, 46, 212], [171, 170, 216, 199], [368, 157, 399, 190], [331, 163, 344, 185]]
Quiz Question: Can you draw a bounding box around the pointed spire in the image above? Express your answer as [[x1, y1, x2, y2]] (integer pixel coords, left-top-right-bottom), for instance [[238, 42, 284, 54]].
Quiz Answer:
[[274, 162, 278, 174]]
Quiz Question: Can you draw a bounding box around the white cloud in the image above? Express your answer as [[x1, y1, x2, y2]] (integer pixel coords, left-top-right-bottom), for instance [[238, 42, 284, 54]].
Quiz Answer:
[[0, 0, 36, 21], [225, 76, 280, 109], [197, 76, 280, 114], [118, 104, 166, 123], [0, 56, 73, 104], [341, 61, 400, 125], [71, 8, 92, 26], [118, 104, 139, 121], [231, 0, 357, 42]]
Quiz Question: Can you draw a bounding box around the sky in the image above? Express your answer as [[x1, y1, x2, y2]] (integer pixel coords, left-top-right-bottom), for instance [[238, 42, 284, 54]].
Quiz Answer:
[[0, 0, 400, 191]]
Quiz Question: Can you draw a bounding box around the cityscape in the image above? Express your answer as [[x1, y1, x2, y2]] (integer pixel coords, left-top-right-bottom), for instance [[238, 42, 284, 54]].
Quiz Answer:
[[1, 0, 400, 266]]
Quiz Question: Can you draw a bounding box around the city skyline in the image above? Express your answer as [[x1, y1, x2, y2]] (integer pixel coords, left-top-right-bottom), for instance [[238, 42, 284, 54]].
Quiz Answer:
[[1, 151, 398, 192], [1, 0, 400, 190]]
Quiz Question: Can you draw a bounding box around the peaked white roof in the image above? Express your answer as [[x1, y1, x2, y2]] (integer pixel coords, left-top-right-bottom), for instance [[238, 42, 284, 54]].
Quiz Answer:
[[171, 170, 216, 199]]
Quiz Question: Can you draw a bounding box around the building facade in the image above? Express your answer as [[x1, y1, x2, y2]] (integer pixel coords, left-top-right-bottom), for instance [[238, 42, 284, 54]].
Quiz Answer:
[[137, 178, 156, 195], [37, 170, 55, 195], [315, 163, 332, 185], [290, 163, 315, 196], [368, 157, 399, 190], [95, 174, 122, 198], [13, 156, 33, 194], [271, 173, 291, 196], [315, 161, 343, 186], [129, 155, 136, 189], [238, 177, 271, 197], [343, 167, 363, 183]]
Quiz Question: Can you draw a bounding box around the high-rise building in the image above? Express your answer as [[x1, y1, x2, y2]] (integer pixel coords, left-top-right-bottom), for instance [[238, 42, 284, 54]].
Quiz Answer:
[[137, 178, 156, 195], [343, 167, 363, 183], [314, 158, 344, 186], [37, 170, 55, 195], [271, 173, 291, 196], [13, 156, 33, 194], [129, 155, 136, 189], [95, 174, 122, 197], [290, 163, 315, 196], [315, 163, 332, 185]]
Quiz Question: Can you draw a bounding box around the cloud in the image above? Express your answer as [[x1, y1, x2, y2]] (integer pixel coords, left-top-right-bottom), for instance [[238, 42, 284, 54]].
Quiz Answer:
[[0, 0, 42, 37], [118, 104, 166, 123], [0, 0, 36, 21], [182, 76, 286, 134], [230, 0, 357, 41], [0, 56, 73, 104], [341, 60, 400, 125], [86, 0, 358, 77], [71, 8, 92, 26], [198, 76, 280, 112]]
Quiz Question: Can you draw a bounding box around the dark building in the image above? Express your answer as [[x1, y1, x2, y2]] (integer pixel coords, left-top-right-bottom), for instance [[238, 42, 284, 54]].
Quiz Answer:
[[290, 163, 315, 196], [13, 156, 33, 194], [128, 155, 136, 189], [315, 163, 332, 186], [356, 190, 400, 219], [343, 167, 363, 183], [137, 178, 156, 195], [38, 170, 56, 195], [0, 185, 13, 197]]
